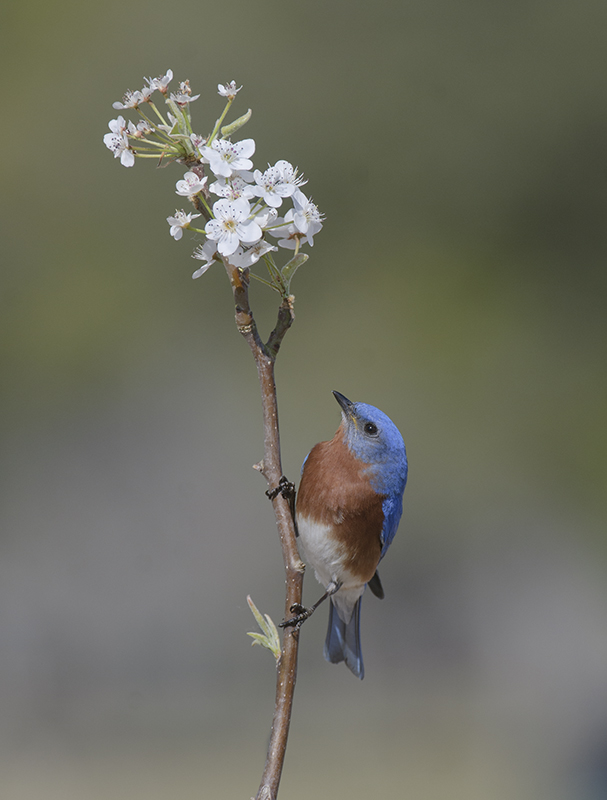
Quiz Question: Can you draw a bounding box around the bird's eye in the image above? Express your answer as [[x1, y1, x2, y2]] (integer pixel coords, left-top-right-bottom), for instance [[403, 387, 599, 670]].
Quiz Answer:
[[364, 422, 378, 436]]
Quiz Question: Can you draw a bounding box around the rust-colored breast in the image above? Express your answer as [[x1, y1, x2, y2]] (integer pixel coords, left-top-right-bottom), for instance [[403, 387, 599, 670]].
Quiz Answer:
[[297, 425, 385, 584]]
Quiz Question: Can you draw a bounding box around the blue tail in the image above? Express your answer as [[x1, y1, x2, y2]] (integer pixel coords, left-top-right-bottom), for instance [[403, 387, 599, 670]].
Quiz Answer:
[[323, 597, 364, 679]]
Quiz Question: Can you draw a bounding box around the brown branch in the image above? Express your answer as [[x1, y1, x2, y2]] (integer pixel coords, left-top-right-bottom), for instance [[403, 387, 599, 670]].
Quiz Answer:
[[221, 257, 304, 800], [266, 295, 295, 361]]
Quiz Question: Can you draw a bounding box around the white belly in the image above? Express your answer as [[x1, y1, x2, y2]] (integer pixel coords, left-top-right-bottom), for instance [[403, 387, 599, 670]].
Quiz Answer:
[[297, 515, 344, 588], [297, 514, 365, 622]]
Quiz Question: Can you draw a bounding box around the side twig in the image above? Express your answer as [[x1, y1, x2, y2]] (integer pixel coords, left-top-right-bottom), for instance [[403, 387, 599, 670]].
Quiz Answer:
[[222, 258, 304, 800]]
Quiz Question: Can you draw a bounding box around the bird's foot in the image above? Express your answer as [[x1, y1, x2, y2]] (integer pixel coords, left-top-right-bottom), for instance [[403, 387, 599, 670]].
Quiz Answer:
[[279, 603, 314, 630], [266, 475, 295, 503], [265, 476, 298, 531]]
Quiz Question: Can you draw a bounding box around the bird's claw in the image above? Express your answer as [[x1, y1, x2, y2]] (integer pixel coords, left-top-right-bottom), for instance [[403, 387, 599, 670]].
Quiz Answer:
[[266, 476, 298, 531], [266, 475, 296, 503], [279, 603, 313, 630]]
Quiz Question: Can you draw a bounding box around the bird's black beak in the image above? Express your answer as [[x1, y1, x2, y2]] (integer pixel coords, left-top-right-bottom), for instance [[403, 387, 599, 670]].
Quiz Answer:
[[333, 391, 354, 416]]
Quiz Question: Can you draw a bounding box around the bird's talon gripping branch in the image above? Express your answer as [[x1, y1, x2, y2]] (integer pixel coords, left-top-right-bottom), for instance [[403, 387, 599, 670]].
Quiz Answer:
[[266, 476, 298, 530], [265, 475, 295, 502], [279, 605, 313, 630], [279, 579, 343, 630]]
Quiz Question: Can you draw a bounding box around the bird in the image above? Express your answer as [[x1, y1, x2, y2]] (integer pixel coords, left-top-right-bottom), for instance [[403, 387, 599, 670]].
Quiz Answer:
[[284, 390, 408, 679]]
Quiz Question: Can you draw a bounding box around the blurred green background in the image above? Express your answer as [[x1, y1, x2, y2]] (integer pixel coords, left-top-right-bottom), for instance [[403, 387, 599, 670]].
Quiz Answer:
[[2, 1, 607, 798]]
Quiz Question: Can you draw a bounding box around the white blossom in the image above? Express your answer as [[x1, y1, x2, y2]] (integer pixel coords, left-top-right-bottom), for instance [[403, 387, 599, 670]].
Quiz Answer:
[[229, 240, 277, 268], [205, 198, 262, 256], [201, 138, 255, 179], [167, 209, 201, 240], [290, 191, 324, 242], [267, 216, 297, 249], [113, 90, 145, 110], [146, 69, 173, 94], [254, 206, 278, 229], [209, 175, 255, 201], [192, 240, 219, 278], [252, 163, 298, 208], [103, 116, 134, 167], [217, 81, 242, 100], [170, 80, 200, 105], [275, 160, 306, 189], [190, 133, 207, 151], [134, 120, 154, 136], [175, 171, 207, 198], [268, 193, 323, 248]]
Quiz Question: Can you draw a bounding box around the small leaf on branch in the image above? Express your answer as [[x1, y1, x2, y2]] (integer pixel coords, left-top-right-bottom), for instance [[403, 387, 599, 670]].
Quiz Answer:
[[247, 595, 281, 662], [281, 253, 308, 292], [221, 108, 252, 137]]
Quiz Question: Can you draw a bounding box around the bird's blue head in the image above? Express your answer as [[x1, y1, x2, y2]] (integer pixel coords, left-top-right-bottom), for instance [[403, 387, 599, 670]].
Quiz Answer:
[[333, 391, 408, 496]]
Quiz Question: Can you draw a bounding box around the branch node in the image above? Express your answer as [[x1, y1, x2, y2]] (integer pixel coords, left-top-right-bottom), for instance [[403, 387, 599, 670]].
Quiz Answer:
[[238, 320, 255, 336]]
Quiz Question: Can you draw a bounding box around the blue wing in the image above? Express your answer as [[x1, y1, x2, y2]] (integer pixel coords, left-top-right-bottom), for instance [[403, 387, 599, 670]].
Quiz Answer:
[[300, 450, 311, 475], [379, 493, 403, 559]]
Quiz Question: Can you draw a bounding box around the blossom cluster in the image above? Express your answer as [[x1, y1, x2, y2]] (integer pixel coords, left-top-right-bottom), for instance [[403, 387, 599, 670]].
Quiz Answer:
[[103, 71, 323, 284]]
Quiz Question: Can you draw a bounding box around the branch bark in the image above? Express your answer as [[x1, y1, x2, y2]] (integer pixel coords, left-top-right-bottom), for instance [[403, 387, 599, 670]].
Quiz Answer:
[[222, 258, 304, 800]]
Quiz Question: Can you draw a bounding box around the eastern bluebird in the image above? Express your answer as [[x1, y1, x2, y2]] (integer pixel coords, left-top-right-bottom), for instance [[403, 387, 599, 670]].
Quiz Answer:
[[283, 391, 408, 679]]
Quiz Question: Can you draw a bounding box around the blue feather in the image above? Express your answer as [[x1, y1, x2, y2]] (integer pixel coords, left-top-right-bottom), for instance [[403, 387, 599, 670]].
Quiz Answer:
[[380, 493, 404, 558], [324, 597, 364, 679]]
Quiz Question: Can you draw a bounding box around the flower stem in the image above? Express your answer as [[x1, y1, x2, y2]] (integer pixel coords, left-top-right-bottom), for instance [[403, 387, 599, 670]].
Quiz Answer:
[[146, 101, 169, 127], [207, 98, 234, 145], [249, 271, 282, 293], [134, 152, 173, 159]]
